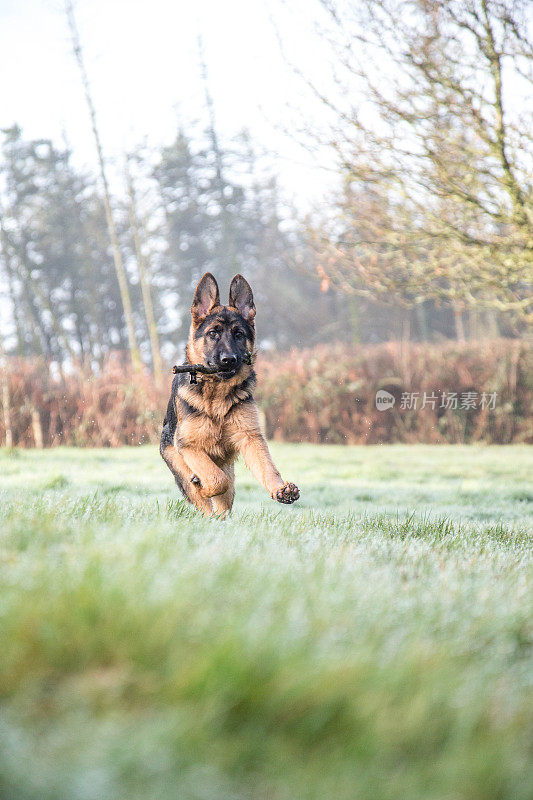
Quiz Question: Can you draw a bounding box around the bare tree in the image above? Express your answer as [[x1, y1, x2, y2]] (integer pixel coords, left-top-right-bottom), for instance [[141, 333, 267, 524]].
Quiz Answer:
[[198, 38, 238, 276], [305, 0, 532, 321], [124, 156, 163, 384], [65, 0, 141, 367]]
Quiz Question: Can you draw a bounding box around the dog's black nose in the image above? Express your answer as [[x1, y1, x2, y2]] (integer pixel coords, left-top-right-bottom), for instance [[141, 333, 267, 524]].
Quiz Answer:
[[219, 353, 237, 369]]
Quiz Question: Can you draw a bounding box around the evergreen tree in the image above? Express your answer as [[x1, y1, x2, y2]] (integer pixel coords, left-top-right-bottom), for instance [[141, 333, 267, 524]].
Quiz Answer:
[[153, 127, 341, 350], [0, 126, 127, 362]]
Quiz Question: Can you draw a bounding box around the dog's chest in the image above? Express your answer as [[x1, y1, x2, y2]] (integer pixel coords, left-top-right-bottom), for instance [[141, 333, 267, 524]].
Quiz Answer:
[[176, 397, 235, 461]]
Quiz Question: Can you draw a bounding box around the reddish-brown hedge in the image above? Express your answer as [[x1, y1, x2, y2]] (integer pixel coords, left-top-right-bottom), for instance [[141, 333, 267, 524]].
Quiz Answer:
[[0, 355, 163, 449], [255, 340, 532, 444], [0, 341, 531, 447]]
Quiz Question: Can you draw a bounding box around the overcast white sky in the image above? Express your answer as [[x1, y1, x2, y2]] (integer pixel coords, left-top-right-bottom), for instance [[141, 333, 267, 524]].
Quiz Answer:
[[0, 0, 339, 208]]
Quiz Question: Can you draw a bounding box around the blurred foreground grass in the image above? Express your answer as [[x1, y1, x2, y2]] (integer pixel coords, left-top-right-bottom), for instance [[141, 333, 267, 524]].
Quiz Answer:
[[0, 444, 532, 800]]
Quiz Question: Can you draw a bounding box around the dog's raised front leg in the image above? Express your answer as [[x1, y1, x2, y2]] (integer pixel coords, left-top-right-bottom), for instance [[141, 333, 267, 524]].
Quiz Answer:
[[237, 433, 300, 504]]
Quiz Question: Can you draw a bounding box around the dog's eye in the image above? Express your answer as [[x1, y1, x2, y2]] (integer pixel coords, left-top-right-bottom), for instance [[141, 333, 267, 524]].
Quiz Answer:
[[234, 330, 244, 340], [207, 330, 219, 340]]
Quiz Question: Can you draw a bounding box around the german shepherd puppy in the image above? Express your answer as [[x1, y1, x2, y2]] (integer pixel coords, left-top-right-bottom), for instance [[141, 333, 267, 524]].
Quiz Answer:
[[160, 273, 300, 515]]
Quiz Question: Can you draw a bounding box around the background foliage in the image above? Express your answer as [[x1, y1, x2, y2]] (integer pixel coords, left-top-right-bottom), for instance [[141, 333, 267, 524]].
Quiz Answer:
[[1, 340, 530, 448], [0, 0, 531, 445]]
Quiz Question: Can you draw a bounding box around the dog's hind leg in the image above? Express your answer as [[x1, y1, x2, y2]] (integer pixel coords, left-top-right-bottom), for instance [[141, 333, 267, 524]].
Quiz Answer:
[[180, 447, 230, 499], [210, 463, 235, 517], [160, 444, 213, 515]]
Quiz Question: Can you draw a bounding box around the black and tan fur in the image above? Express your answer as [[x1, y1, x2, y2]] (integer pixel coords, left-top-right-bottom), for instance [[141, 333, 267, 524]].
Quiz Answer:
[[160, 273, 300, 515]]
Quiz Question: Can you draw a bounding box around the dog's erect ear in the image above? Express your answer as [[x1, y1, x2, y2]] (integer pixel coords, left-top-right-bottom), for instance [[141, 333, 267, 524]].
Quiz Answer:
[[191, 273, 220, 323], [229, 274, 255, 322]]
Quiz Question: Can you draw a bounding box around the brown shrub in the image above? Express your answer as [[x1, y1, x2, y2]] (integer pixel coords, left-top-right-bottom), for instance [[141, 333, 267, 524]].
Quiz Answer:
[[0, 355, 164, 449], [0, 341, 530, 448], [255, 340, 532, 445]]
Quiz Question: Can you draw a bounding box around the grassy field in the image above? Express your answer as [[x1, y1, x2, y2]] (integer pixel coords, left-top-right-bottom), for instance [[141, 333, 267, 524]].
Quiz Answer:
[[0, 443, 532, 800]]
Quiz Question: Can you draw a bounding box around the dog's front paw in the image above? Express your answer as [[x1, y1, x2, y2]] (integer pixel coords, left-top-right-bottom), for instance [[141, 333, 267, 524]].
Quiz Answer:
[[274, 482, 300, 504]]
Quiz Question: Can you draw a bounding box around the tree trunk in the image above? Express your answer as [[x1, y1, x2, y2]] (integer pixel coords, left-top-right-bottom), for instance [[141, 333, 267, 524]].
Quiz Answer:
[[199, 41, 237, 274], [20, 277, 49, 357], [347, 295, 360, 343], [401, 310, 411, 344], [454, 304, 465, 342], [31, 408, 44, 449], [17, 249, 78, 361], [415, 302, 428, 342], [399, 308, 411, 381], [0, 341, 13, 449], [0, 203, 26, 355], [1, 214, 47, 356], [65, 0, 141, 370], [124, 158, 163, 384], [469, 307, 479, 341], [485, 310, 500, 339]]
